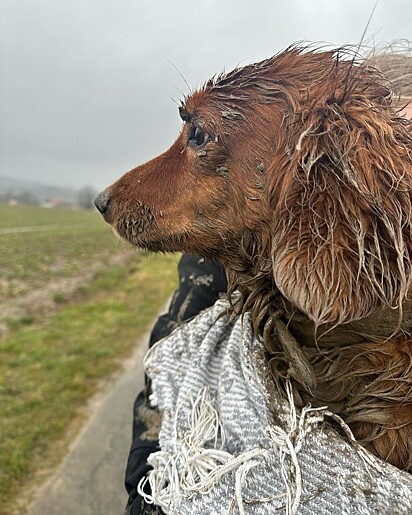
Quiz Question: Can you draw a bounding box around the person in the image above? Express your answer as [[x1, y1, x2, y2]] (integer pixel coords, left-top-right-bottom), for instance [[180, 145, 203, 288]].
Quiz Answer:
[[124, 254, 227, 515]]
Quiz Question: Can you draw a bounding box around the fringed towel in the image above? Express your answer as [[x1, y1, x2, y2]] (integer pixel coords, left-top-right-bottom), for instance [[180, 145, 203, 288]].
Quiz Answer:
[[139, 300, 412, 514]]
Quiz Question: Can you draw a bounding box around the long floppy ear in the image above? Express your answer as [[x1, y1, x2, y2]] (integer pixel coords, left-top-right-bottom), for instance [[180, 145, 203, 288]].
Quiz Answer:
[[268, 68, 412, 327]]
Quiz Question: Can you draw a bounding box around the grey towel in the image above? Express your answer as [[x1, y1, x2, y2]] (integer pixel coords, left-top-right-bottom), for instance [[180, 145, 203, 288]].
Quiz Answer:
[[140, 300, 412, 515]]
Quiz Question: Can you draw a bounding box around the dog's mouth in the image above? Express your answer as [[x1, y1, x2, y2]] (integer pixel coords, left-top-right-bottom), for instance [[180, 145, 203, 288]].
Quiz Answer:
[[113, 211, 189, 253], [95, 192, 158, 239], [114, 207, 155, 245]]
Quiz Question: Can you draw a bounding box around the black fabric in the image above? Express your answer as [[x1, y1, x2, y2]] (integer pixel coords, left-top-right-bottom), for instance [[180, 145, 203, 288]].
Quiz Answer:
[[124, 391, 162, 515], [124, 255, 227, 515]]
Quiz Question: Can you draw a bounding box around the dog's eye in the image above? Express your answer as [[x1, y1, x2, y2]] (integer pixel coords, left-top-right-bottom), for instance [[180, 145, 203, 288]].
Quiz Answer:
[[188, 126, 208, 148], [194, 128, 205, 146]]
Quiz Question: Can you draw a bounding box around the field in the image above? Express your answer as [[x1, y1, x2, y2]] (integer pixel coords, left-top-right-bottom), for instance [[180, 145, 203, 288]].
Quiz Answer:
[[0, 205, 128, 302], [0, 204, 178, 513]]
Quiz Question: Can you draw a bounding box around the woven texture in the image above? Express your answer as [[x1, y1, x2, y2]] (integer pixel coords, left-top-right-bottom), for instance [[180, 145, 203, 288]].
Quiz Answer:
[[142, 300, 412, 514]]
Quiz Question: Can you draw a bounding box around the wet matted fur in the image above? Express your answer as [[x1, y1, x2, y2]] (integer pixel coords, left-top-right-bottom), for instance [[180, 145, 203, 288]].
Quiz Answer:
[[97, 46, 412, 472]]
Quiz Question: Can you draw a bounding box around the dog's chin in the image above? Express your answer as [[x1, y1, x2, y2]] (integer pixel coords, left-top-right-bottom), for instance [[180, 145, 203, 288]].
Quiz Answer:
[[112, 225, 188, 253]]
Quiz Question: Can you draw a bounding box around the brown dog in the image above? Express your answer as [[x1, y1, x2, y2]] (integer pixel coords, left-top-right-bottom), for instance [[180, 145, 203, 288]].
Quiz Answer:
[[95, 46, 412, 472]]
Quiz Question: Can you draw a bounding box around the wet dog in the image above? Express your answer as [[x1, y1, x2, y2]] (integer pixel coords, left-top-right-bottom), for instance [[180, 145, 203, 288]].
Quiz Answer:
[[95, 46, 412, 471]]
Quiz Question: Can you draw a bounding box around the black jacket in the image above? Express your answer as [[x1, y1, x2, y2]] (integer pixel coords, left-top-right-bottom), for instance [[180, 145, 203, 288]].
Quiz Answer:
[[124, 255, 227, 515]]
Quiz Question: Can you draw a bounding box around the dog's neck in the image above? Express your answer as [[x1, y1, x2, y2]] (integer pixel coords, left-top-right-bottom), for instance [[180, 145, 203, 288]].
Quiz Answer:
[[282, 296, 412, 349], [224, 252, 412, 349]]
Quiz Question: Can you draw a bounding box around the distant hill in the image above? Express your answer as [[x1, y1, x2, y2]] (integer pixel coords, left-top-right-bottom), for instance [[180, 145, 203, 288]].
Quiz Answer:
[[0, 176, 81, 205]]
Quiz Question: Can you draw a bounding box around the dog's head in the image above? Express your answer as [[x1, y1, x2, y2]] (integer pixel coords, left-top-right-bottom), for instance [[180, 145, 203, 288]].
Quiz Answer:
[[96, 47, 412, 327]]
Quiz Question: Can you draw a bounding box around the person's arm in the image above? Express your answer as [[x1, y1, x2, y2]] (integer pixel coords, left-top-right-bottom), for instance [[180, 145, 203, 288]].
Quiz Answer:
[[124, 254, 227, 515]]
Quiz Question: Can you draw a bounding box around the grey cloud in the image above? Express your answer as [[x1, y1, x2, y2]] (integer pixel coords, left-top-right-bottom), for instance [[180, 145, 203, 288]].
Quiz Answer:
[[1, 0, 411, 190]]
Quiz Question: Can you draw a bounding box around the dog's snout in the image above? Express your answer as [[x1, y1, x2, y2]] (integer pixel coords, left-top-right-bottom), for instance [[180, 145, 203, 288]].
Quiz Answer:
[[94, 191, 111, 215]]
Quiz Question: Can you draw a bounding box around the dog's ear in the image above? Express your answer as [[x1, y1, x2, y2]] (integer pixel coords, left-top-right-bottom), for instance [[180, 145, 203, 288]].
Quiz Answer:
[[268, 83, 412, 327]]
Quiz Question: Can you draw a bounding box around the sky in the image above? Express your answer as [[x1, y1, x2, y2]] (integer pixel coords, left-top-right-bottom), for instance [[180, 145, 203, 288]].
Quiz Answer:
[[1, 0, 411, 191]]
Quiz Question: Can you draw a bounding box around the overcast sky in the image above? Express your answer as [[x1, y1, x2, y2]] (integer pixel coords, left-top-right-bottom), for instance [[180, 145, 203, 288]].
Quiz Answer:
[[1, 0, 411, 191]]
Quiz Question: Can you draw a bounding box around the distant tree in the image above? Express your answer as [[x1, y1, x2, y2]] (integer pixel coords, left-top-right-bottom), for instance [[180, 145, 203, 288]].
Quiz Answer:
[[0, 189, 13, 203], [78, 185, 97, 210], [16, 190, 39, 205]]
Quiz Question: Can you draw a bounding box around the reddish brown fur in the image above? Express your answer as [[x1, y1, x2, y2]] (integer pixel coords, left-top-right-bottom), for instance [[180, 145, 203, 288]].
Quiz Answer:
[[99, 46, 412, 471]]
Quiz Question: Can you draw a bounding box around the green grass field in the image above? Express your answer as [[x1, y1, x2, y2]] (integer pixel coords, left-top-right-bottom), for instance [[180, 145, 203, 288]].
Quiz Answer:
[[0, 205, 130, 301], [0, 204, 179, 513], [0, 204, 101, 228]]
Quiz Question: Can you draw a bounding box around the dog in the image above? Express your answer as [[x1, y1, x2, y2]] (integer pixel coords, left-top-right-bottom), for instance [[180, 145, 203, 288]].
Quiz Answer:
[[95, 46, 412, 472]]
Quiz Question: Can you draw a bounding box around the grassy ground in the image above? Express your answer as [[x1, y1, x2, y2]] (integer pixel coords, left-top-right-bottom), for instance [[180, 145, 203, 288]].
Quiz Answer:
[[0, 205, 128, 301], [0, 204, 179, 513], [0, 204, 99, 228]]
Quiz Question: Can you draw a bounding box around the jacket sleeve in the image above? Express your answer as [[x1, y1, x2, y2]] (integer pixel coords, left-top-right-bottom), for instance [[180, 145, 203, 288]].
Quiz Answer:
[[124, 255, 227, 515]]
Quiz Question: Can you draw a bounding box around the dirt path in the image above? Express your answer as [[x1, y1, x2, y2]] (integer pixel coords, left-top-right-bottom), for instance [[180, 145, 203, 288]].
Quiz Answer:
[[0, 224, 89, 234], [0, 252, 134, 337]]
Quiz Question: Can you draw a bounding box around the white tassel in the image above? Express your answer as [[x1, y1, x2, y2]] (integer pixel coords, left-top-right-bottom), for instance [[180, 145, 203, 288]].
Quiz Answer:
[[138, 387, 269, 513], [138, 380, 379, 514]]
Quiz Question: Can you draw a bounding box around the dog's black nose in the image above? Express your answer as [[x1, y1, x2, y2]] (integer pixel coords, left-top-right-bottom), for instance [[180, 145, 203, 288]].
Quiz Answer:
[[94, 191, 111, 215]]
